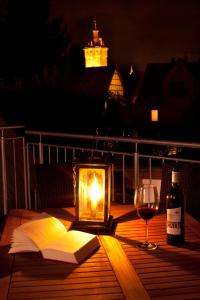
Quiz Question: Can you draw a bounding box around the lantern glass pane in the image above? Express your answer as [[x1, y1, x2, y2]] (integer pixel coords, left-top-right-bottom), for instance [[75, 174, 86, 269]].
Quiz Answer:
[[78, 168, 105, 222]]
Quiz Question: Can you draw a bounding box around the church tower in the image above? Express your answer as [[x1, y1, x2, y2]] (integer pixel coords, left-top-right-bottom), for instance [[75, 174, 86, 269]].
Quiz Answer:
[[83, 20, 108, 68]]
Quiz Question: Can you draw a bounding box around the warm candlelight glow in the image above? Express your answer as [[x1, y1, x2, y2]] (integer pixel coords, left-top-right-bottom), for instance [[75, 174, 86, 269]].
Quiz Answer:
[[74, 163, 111, 225], [78, 167, 105, 221], [89, 175, 103, 212]]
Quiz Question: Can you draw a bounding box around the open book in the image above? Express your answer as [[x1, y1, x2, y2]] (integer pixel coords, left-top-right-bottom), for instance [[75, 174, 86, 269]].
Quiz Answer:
[[9, 213, 100, 264]]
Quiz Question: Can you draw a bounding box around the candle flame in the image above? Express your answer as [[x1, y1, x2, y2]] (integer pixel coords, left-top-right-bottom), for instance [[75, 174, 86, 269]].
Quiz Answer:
[[89, 176, 102, 201], [89, 175, 103, 211]]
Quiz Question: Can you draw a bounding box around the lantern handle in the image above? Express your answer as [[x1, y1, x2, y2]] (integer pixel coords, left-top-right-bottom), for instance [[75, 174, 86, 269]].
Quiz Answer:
[[72, 164, 77, 206]]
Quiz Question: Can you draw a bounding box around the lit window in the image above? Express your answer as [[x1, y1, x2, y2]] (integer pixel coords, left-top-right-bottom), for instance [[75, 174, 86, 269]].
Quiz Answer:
[[151, 109, 159, 122]]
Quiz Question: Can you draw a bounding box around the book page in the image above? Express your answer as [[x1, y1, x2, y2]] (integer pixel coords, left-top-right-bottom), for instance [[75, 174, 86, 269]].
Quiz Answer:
[[9, 230, 39, 253], [41, 230, 100, 263], [44, 230, 98, 253], [8, 242, 39, 253], [14, 213, 68, 249]]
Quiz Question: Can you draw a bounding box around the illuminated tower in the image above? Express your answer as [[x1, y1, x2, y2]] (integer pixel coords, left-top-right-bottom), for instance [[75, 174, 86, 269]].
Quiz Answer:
[[84, 20, 108, 68]]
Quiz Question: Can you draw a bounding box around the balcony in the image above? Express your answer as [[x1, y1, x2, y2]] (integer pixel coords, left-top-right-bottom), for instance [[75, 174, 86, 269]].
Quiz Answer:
[[0, 125, 200, 222], [1, 125, 200, 299]]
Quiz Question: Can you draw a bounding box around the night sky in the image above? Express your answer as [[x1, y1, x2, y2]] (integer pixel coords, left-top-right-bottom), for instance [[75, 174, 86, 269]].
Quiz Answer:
[[0, 0, 200, 137], [49, 0, 200, 72]]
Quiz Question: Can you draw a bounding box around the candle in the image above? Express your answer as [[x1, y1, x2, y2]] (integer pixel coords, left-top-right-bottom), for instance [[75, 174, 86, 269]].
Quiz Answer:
[[89, 175, 103, 213]]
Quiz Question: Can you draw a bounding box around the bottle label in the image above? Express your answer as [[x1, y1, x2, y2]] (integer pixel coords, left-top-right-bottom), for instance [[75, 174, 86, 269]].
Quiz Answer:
[[167, 207, 181, 235], [172, 171, 180, 184]]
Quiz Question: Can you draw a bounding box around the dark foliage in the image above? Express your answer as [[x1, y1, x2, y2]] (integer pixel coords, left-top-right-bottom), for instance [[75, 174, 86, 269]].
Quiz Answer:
[[0, 0, 70, 83]]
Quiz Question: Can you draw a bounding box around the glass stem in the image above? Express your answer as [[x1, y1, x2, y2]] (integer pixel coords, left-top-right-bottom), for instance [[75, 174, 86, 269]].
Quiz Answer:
[[145, 220, 149, 244]]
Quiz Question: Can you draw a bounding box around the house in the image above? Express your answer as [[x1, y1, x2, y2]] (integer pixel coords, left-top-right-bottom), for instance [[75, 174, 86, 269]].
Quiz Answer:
[[134, 58, 200, 140]]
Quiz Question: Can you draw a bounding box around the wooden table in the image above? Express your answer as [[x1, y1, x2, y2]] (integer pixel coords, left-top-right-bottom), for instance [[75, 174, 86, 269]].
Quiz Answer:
[[0, 204, 200, 300]]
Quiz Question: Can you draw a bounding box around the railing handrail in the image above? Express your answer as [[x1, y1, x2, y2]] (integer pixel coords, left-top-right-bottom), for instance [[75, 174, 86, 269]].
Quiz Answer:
[[0, 125, 25, 130], [25, 129, 200, 150]]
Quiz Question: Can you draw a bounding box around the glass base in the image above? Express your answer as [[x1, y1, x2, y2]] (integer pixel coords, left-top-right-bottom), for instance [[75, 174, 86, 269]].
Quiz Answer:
[[137, 241, 158, 250]]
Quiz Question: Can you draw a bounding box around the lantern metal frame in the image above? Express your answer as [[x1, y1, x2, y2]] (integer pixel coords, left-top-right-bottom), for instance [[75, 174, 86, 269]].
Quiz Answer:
[[72, 162, 113, 233]]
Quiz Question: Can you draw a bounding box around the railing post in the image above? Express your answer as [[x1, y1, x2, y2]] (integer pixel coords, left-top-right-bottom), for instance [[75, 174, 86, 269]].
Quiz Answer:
[[26, 143, 32, 209], [22, 137, 28, 209], [1, 131, 8, 215], [149, 157, 152, 183], [12, 139, 18, 209], [134, 143, 139, 190], [39, 135, 44, 164]]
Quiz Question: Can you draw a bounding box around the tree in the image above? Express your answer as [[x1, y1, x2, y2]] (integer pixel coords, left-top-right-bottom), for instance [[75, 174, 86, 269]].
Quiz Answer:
[[0, 0, 71, 87]]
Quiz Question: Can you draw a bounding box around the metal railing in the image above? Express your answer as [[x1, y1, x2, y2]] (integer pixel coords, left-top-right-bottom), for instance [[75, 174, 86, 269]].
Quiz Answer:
[[0, 125, 28, 215], [25, 130, 200, 209], [1, 125, 200, 215]]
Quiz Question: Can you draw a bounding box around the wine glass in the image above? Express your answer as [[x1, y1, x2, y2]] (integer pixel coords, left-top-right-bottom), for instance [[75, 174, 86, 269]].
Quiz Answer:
[[134, 183, 159, 250]]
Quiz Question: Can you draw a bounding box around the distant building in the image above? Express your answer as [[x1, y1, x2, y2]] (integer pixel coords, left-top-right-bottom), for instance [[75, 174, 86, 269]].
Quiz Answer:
[[63, 21, 137, 134], [66, 21, 136, 102], [108, 69, 124, 98], [82, 21, 137, 101], [135, 58, 200, 139], [83, 20, 108, 68]]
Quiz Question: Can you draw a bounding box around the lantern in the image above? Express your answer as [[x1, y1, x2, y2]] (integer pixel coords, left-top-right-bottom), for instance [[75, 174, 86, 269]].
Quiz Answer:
[[73, 162, 112, 231]]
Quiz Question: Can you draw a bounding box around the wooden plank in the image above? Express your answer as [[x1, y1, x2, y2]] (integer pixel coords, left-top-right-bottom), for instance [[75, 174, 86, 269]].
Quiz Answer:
[[140, 269, 200, 279], [142, 273, 200, 284], [8, 290, 124, 300], [145, 279, 200, 290], [8, 286, 123, 299], [149, 285, 200, 297], [100, 235, 150, 300], [152, 293, 200, 300], [10, 275, 117, 287], [11, 270, 114, 282], [9, 293, 124, 300], [9, 280, 120, 293]]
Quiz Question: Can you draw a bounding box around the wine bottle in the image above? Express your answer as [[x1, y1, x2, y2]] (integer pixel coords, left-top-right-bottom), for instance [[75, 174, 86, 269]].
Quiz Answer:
[[166, 167, 184, 245]]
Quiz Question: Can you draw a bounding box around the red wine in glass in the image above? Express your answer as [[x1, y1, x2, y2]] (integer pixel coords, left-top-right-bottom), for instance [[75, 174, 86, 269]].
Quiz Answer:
[[137, 207, 157, 221], [135, 184, 159, 250]]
